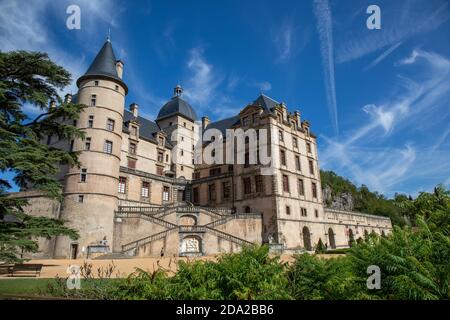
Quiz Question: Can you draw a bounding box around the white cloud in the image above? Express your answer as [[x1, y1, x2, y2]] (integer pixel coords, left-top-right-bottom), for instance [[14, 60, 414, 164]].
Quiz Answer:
[[313, 0, 338, 135], [364, 42, 403, 71], [250, 81, 272, 92], [320, 49, 450, 195], [336, 2, 449, 64]]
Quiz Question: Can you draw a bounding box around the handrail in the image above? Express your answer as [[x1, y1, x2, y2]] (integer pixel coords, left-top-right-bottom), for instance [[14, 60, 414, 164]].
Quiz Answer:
[[121, 229, 175, 252], [205, 226, 253, 246]]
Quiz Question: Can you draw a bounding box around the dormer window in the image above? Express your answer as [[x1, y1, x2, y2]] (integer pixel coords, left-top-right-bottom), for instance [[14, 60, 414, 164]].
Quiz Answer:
[[252, 113, 258, 123], [158, 136, 164, 146], [130, 125, 137, 136], [277, 113, 282, 123], [279, 130, 284, 142], [242, 116, 249, 126]]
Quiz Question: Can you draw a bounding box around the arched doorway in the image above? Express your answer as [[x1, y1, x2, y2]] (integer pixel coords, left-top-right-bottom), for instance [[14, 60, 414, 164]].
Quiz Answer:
[[244, 206, 251, 213], [348, 228, 355, 247], [364, 229, 369, 238], [381, 230, 386, 237], [328, 228, 336, 249], [302, 226, 312, 251]]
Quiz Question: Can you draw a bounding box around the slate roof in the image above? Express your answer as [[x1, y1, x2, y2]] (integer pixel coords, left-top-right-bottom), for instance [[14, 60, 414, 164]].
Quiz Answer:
[[76, 40, 127, 93], [252, 93, 278, 114], [123, 110, 172, 149], [156, 96, 197, 122]]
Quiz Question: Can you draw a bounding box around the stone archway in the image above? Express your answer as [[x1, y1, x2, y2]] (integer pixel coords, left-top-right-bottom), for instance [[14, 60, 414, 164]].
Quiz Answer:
[[348, 228, 355, 247], [302, 226, 312, 251], [328, 228, 336, 249]]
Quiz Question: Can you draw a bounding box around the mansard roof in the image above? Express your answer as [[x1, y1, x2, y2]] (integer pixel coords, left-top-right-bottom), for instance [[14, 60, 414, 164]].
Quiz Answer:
[[123, 110, 173, 149], [76, 40, 128, 93]]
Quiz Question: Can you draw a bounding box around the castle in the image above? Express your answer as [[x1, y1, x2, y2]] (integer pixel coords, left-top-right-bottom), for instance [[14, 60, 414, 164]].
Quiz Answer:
[[15, 40, 392, 259]]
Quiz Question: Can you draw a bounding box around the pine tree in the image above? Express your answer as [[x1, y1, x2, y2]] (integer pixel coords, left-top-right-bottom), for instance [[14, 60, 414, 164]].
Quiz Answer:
[[0, 50, 84, 263]]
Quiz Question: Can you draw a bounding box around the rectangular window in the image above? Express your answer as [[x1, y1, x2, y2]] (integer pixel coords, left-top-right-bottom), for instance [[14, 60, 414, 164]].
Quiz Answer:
[[118, 177, 126, 193], [115, 85, 119, 91], [222, 181, 231, 199], [85, 137, 91, 150], [80, 168, 87, 182], [293, 137, 298, 148], [193, 187, 199, 204], [166, 154, 169, 162], [210, 168, 221, 176], [156, 166, 163, 176], [295, 155, 301, 171], [255, 175, 263, 193], [312, 182, 318, 199], [69, 140, 74, 152], [127, 158, 136, 169], [309, 160, 314, 175], [129, 143, 136, 155], [208, 184, 216, 201], [163, 186, 170, 201], [130, 126, 137, 136], [242, 116, 249, 126], [252, 113, 258, 123], [315, 209, 319, 218], [46, 135, 52, 145], [158, 137, 164, 146], [88, 115, 94, 128], [141, 182, 150, 198], [280, 149, 286, 166], [307, 142, 312, 153], [298, 179, 305, 196], [243, 177, 252, 194], [78, 195, 84, 203], [157, 152, 164, 163], [94, 80, 99, 86], [104, 140, 113, 154], [282, 175, 289, 192], [301, 208, 307, 217], [90, 94, 96, 107], [279, 130, 284, 142], [286, 206, 291, 215], [106, 118, 115, 131]]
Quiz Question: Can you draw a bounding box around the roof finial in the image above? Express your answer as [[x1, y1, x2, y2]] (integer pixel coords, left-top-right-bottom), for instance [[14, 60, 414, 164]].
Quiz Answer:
[[174, 84, 183, 97], [107, 27, 111, 42]]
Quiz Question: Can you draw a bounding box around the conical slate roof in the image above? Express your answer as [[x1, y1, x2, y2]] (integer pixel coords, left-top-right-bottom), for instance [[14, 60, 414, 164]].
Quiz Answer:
[[76, 40, 127, 93]]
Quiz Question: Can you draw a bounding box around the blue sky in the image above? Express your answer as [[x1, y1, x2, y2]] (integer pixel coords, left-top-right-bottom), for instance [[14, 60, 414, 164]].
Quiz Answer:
[[1, 0, 449, 197]]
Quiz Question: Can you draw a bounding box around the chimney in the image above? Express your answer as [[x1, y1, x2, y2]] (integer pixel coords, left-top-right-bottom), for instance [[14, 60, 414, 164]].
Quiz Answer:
[[202, 116, 210, 130], [129, 103, 138, 118], [64, 93, 72, 104], [294, 110, 301, 125], [116, 60, 124, 79]]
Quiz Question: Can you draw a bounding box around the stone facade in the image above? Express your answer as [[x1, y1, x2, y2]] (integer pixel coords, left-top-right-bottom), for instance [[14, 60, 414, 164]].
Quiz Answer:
[[12, 40, 392, 259]]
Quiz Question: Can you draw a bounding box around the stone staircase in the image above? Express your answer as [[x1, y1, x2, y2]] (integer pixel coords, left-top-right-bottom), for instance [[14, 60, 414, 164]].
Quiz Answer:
[[116, 204, 260, 255]]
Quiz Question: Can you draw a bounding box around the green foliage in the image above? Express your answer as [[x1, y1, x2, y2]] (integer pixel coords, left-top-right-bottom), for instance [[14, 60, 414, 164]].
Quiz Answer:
[[0, 50, 83, 263], [314, 238, 326, 254]]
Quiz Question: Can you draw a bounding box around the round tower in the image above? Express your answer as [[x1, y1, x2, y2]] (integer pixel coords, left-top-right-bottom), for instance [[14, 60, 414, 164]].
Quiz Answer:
[[54, 39, 128, 258]]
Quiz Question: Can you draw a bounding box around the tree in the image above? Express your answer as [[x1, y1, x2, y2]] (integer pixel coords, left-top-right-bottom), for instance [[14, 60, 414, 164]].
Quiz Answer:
[[0, 50, 84, 263]]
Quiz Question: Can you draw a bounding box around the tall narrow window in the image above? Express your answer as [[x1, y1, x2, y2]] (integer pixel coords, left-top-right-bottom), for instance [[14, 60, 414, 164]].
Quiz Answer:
[[156, 166, 163, 176], [157, 152, 164, 162], [306, 142, 312, 153], [312, 182, 318, 199], [129, 143, 136, 155], [315, 209, 319, 218], [286, 206, 291, 215], [279, 130, 284, 142], [301, 208, 307, 216], [80, 168, 87, 182], [280, 150, 286, 166], [309, 160, 314, 175], [130, 126, 137, 136], [158, 136, 164, 146], [106, 118, 115, 131], [88, 115, 94, 128], [69, 140, 74, 151], [163, 186, 170, 201], [85, 137, 91, 150], [118, 177, 126, 193], [141, 182, 149, 198], [293, 137, 298, 148], [243, 177, 252, 194], [104, 140, 113, 154], [255, 175, 263, 193], [90, 94, 96, 106], [282, 175, 289, 192], [298, 179, 305, 196], [78, 195, 84, 203], [208, 184, 216, 201], [295, 155, 301, 171], [222, 181, 231, 199]]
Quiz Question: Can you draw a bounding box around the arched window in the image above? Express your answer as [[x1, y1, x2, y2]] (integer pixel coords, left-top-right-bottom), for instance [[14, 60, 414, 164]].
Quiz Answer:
[[381, 230, 386, 237], [302, 226, 312, 251], [328, 228, 336, 249]]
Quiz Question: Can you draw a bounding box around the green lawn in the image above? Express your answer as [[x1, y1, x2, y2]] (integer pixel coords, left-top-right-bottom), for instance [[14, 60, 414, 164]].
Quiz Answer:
[[0, 278, 55, 296]]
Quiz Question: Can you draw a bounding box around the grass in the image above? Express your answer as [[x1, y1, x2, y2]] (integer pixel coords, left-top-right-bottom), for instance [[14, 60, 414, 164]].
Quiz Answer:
[[0, 278, 55, 296]]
